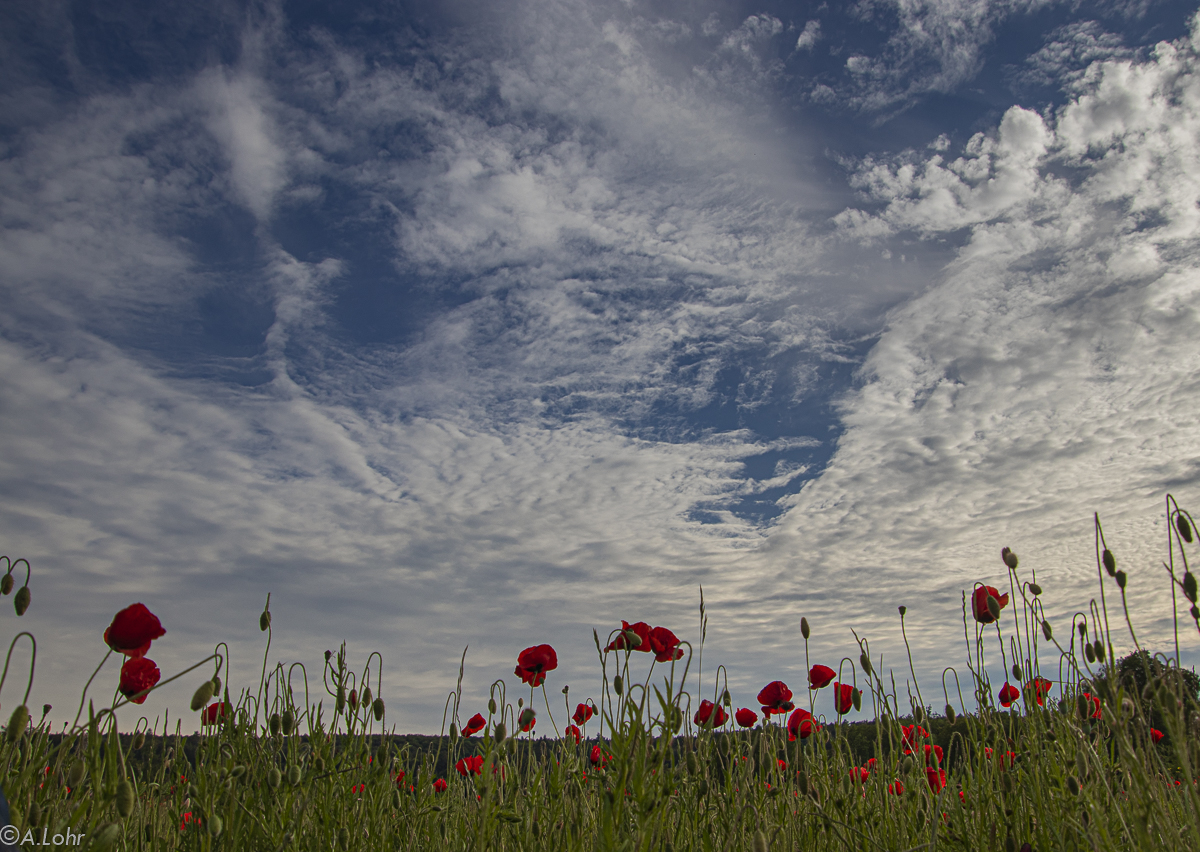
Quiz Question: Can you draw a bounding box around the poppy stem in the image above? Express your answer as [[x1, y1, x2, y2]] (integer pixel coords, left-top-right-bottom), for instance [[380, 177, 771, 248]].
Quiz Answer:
[[71, 647, 114, 730]]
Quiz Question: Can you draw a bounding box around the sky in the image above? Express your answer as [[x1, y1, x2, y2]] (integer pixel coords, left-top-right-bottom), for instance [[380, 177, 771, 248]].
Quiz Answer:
[[2, 0, 1200, 736]]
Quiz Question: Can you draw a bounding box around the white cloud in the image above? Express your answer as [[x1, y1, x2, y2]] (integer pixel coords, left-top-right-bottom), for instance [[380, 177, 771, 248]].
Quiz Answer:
[[795, 20, 822, 51]]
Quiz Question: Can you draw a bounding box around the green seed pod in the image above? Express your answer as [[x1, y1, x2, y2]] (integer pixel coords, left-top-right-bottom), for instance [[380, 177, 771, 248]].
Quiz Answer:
[[1178, 514, 1193, 544], [0, 574, 12, 596], [1029, 582, 1043, 596], [1115, 570, 1127, 590], [1012, 664, 1023, 682], [6, 705, 28, 743], [336, 686, 346, 714], [259, 610, 271, 631], [1184, 572, 1197, 604], [860, 652, 873, 676], [282, 710, 294, 735], [268, 767, 282, 789], [287, 765, 301, 786], [132, 731, 145, 750], [90, 822, 122, 852], [338, 827, 350, 851], [116, 779, 135, 817], [494, 723, 506, 743], [270, 712, 281, 736], [208, 814, 223, 837], [945, 704, 956, 724], [800, 617, 810, 640], [13, 586, 30, 616], [1042, 620, 1053, 641], [190, 681, 214, 712], [372, 698, 385, 721], [613, 675, 623, 696]]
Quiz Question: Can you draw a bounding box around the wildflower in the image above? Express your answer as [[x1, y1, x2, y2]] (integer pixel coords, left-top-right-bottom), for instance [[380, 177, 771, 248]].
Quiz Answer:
[[118, 657, 160, 704], [998, 682, 1020, 708], [433, 778, 447, 793], [518, 708, 536, 732], [104, 603, 165, 658], [833, 682, 854, 714], [1025, 676, 1053, 706], [901, 724, 928, 751], [394, 771, 406, 788], [202, 702, 226, 726], [921, 744, 944, 766], [456, 756, 483, 777], [461, 713, 486, 737], [808, 664, 836, 689], [1151, 728, 1165, 744], [565, 724, 581, 743], [694, 699, 728, 727], [180, 812, 200, 831], [925, 766, 947, 793], [972, 586, 1009, 624], [604, 621, 651, 652], [851, 766, 869, 783], [1081, 692, 1102, 719], [787, 707, 820, 741], [514, 644, 558, 687], [757, 681, 795, 716], [648, 626, 685, 662], [888, 781, 904, 795], [573, 703, 594, 725], [735, 707, 758, 728], [589, 745, 608, 766]]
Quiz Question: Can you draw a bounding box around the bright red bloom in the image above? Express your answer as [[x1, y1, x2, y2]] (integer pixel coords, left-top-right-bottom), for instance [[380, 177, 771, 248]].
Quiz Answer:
[[757, 681, 794, 716], [833, 682, 854, 714], [851, 766, 870, 783], [998, 682, 1020, 707], [433, 778, 447, 792], [1081, 692, 1102, 719], [565, 724, 581, 744], [589, 745, 608, 766], [1025, 676, 1053, 706], [462, 713, 486, 736], [180, 812, 200, 831], [104, 603, 166, 659], [394, 771, 406, 787], [694, 699, 727, 727], [647, 626, 684, 662], [901, 724, 928, 750], [787, 707, 820, 740], [456, 755, 483, 777], [735, 707, 758, 728], [972, 586, 1009, 624], [573, 703, 594, 725], [925, 766, 947, 793], [604, 621, 652, 652], [888, 781, 904, 795], [201, 702, 226, 725], [1151, 728, 1165, 744], [119, 657, 160, 704], [808, 664, 836, 689], [921, 744, 944, 766], [514, 644, 558, 687]]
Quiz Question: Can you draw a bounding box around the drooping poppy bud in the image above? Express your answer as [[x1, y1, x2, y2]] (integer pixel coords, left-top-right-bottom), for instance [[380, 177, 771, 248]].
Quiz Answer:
[[1178, 514, 1193, 544], [1042, 620, 1053, 640], [132, 731, 145, 750], [348, 689, 358, 711], [116, 779, 134, 817], [613, 675, 623, 695], [972, 586, 1009, 624], [494, 723, 507, 743], [1012, 664, 1022, 681], [282, 710, 295, 735], [1115, 571, 1126, 590], [269, 713, 281, 736], [268, 767, 282, 789], [488, 697, 497, 715], [260, 611, 271, 632], [6, 705, 28, 743], [986, 595, 1000, 621], [945, 704, 956, 724], [191, 680, 215, 712], [1185, 572, 1198, 604], [1001, 547, 1018, 569], [13, 585, 29, 616], [0, 574, 12, 596], [1029, 582, 1042, 595], [211, 676, 221, 694], [860, 652, 873, 676]]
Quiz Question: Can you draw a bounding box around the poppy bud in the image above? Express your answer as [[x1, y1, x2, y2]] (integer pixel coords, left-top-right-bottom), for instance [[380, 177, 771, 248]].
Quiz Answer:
[[133, 731, 145, 750], [898, 606, 906, 616], [348, 689, 358, 711], [260, 611, 271, 632], [613, 675, 623, 696], [1066, 775, 1080, 796], [449, 723, 458, 741], [325, 650, 332, 663], [312, 755, 325, 773], [986, 595, 1001, 621], [282, 710, 294, 735], [800, 618, 810, 640], [797, 772, 809, 795], [721, 689, 731, 707], [753, 829, 769, 852], [1115, 571, 1126, 590], [208, 815, 223, 837], [860, 652, 873, 676], [116, 779, 134, 817], [1012, 664, 1022, 682], [338, 827, 350, 851], [1002, 549, 1018, 570], [336, 686, 345, 714], [518, 708, 535, 730], [624, 629, 643, 648], [1191, 605, 1200, 621], [268, 767, 282, 789], [0, 574, 12, 595], [517, 697, 523, 708], [1101, 550, 1115, 577], [901, 755, 914, 775], [191, 681, 214, 712], [90, 823, 121, 852], [6, 705, 28, 743], [1093, 640, 1105, 663], [1029, 582, 1042, 595], [28, 802, 41, 827], [1178, 514, 1194, 543], [494, 723, 507, 743], [561, 685, 569, 695], [1076, 695, 1090, 719], [1042, 620, 1052, 640], [1084, 644, 1095, 664], [270, 713, 281, 736], [362, 687, 372, 707], [288, 765, 301, 786], [1184, 572, 1198, 604], [851, 688, 862, 712], [945, 704, 956, 724], [14, 585, 30, 616], [211, 676, 221, 694], [373, 698, 385, 721], [67, 759, 85, 788], [230, 765, 246, 779], [488, 698, 497, 715]]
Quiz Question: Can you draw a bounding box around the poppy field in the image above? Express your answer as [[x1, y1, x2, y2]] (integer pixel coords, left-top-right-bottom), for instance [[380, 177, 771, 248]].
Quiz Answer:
[[0, 497, 1198, 851]]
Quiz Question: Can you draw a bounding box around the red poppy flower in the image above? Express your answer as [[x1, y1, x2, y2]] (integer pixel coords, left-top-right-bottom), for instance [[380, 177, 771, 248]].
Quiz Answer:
[[901, 724, 928, 751], [694, 699, 728, 727], [972, 586, 1009, 624], [787, 707, 820, 740], [119, 657, 160, 704], [202, 702, 226, 725], [925, 766, 947, 793], [833, 682, 854, 714], [573, 703, 594, 725], [180, 812, 200, 831], [808, 664, 836, 689], [735, 707, 758, 728], [514, 644, 558, 687], [394, 771, 406, 787], [589, 745, 607, 766], [757, 681, 794, 716], [888, 781, 904, 795], [604, 621, 652, 652], [998, 682, 1020, 707], [433, 778, 447, 792], [456, 755, 484, 777], [647, 626, 684, 662], [1025, 676, 1053, 706], [104, 603, 166, 659], [851, 766, 869, 783], [1081, 692, 1102, 719], [462, 713, 486, 736], [921, 744, 944, 766], [1151, 728, 1165, 744], [565, 724, 581, 744]]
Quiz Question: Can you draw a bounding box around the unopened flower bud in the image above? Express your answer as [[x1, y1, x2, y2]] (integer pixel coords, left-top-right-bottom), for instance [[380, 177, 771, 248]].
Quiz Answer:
[[28, 801, 41, 827], [1114, 571, 1126, 590], [986, 595, 1001, 621], [488, 698, 497, 715], [282, 710, 294, 735], [800, 617, 810, 640], [753, 829, 769, 852], [851, 688, 862, 712], [287, 765, 301, 786], [211, 676, 221, 694], [268, 767, 282, 789], [325, 650, 332, 663], [494, 723, 507, 743], [1084, 643, 1095, 664], [191, 681, 214, 712], [721, 689, 731, 707], [90, 823, 121, 852], [67, 759, 85, 788], [613, 675, 623, 696], [1101, 550, 1115, 577], [1042, 620, 1053, 640], [348, 689, 358, 711], [561, 685, 569, 695], [6, 705, 28, 743], [269, 713, 281, 736], [1012, 664, 1022, 682], [259, 611, 271, 632], [1093, 640, 1105, 663], [0, 574, 12, 596], [945, 704, 956, 724], [898, 606, 906, 616], [372, 698, 385, 721], [116, 779, 134, 817], [362, 687, 372, 707], [1191, 605, 1200, 621], [1178, 514, 1194, 544], [860, 653, 873, 676], [336, 686, 345, 714], [132, 731, 145, 750], [449, 723, 458, 741], [14, 586, 30, 616], [1029, 583, 1042, 596], [1002, 548, 1018, 569], [1066, 775, 1080, 796], [518, 708, 535, 730], [208, 814, 223, 837], [1184, 572, 1197, 604]]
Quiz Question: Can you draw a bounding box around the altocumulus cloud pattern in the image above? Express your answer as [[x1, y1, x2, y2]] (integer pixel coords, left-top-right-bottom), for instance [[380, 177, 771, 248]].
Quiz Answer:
[[1, 0, 1199, 732]]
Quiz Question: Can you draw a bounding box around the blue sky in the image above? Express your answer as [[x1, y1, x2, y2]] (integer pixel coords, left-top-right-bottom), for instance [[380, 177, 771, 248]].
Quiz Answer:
[[2, 0, 1200, 735]]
